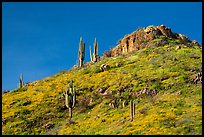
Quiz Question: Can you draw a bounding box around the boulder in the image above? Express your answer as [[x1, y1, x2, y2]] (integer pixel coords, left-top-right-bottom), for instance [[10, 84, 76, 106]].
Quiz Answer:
[[122, 100, 128, 108], [175, 46, 180, 50], [102, 90, 112, 96], [98, 87, 107, 94], [191, 40, 200, 47], [100, 64, 110, 72]]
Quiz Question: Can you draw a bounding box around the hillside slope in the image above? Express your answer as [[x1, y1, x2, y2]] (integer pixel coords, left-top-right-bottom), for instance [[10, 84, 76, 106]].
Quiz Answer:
[[2, 25, 202, 135]]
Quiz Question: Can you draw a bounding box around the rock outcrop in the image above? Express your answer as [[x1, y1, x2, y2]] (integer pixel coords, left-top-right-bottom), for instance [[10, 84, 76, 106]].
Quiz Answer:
[[110, 25, 201, 56]]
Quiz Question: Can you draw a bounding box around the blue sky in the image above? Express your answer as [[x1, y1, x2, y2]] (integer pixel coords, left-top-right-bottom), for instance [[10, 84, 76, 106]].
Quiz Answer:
[[2, 2, 202, 91]]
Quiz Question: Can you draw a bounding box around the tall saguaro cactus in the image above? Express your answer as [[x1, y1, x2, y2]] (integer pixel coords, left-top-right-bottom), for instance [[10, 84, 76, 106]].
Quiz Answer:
[[18, 73, 24, 88], [64, 80, 76, 121], [89, 38, 99, 63], [130, 100, 135, 122], [78, 37, 85, 67]]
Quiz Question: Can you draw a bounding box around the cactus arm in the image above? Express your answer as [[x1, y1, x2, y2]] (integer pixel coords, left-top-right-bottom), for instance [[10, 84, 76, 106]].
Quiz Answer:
[[93, 38, 96, 62], [79, 37, 82, 67], [65, 94, 69, 108], [72, 86, 76, 108], [69, 80, 73, 88], [83, 43, 85, 60], [65, 88, 69, 108], [90, 45, 93, 62], [20, 73, 23, 84], [130, 100, 133, 121], [69, 87, 73, 94], [69, 107, 72, 120], [95, 38, 98, 56], [93, 38, 98, 62], [133, 102, 135, 117], [78, 50, 80, 62]]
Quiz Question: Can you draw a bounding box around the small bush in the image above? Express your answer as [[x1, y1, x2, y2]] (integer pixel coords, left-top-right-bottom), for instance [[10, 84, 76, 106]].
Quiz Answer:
[[92, 67, 101, 74], [22, 100, 31, 106], [81, 69, 91, 75], [20, 109, 31, 115], [103, 50, 112, 58]]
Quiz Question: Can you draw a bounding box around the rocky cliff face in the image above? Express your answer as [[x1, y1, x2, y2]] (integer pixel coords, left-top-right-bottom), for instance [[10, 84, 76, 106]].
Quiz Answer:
[[110, 25, 201, 56]]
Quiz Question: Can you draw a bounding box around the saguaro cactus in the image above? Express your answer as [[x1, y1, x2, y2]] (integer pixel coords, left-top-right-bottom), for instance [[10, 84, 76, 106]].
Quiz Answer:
[[89, 38, 98, 63], [64, 80, 76, 121], [18, 73, 24, 88], [78, 37, 85, 67], [130, 100, 135, 122]]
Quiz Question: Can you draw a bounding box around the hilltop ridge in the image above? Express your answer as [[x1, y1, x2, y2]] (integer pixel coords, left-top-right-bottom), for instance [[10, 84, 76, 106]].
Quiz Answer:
[[110, 25, 201, 56]]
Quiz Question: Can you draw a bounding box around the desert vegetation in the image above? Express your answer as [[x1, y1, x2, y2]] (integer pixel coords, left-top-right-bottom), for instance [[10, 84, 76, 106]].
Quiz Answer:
[[2, 25, 202, 135]]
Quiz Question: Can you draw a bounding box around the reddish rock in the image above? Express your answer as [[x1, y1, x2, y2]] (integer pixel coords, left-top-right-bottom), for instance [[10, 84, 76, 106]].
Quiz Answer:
[[110, 25, 195, 57]]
